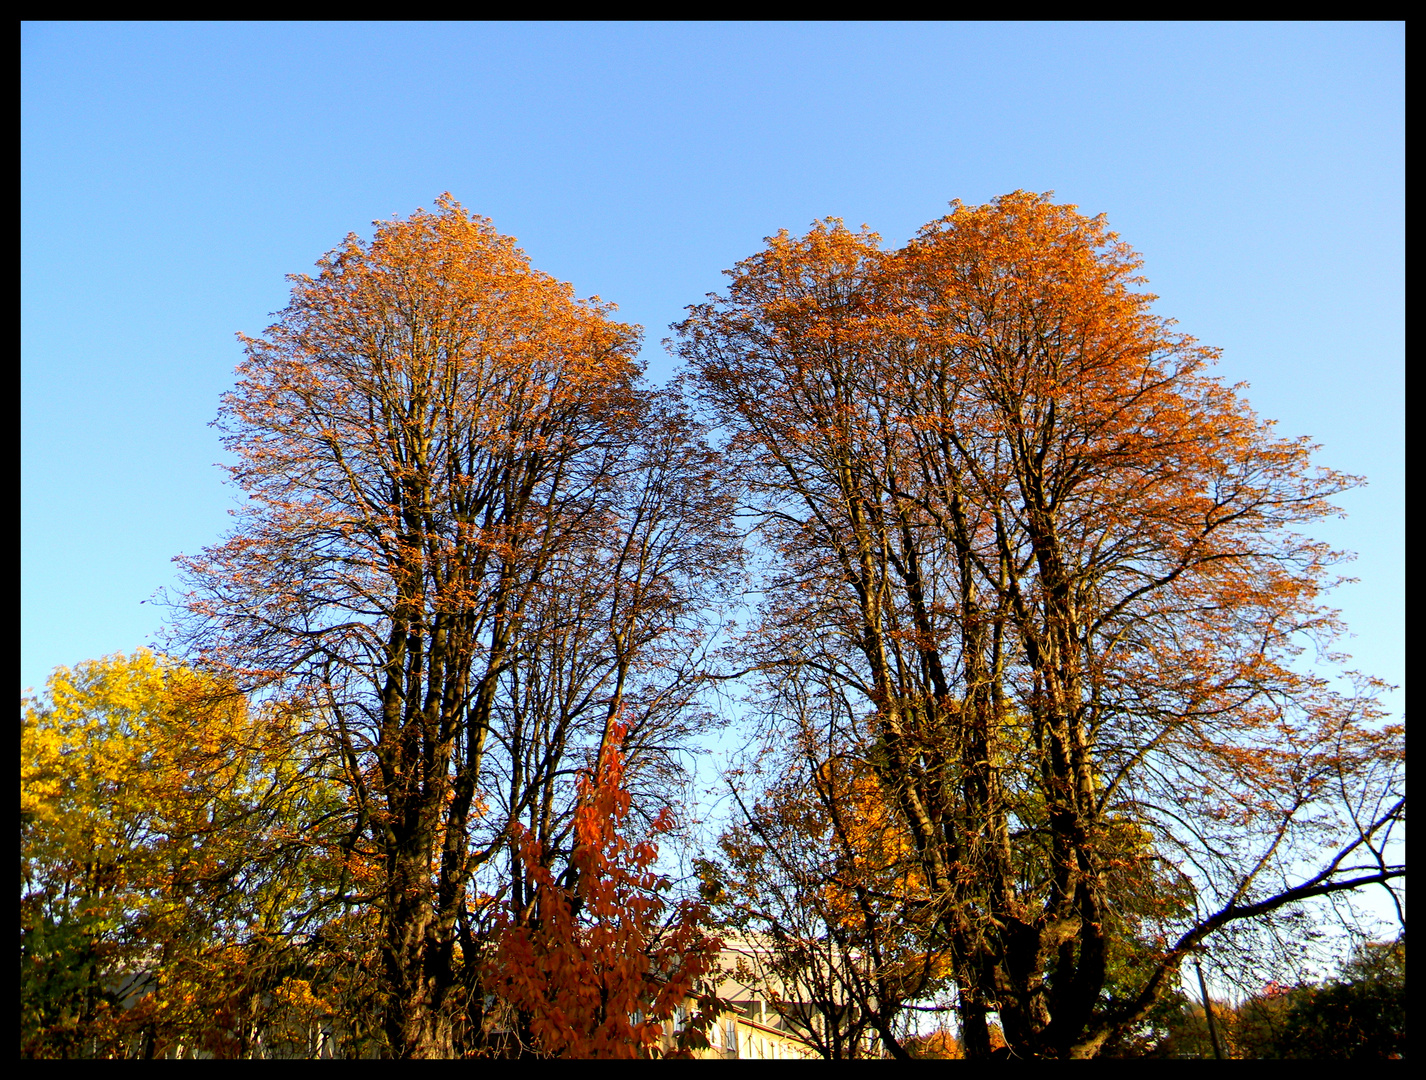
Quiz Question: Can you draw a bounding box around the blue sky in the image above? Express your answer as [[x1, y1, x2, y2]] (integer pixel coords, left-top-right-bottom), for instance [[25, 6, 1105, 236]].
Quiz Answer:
[[22, 22, 1403, 723]]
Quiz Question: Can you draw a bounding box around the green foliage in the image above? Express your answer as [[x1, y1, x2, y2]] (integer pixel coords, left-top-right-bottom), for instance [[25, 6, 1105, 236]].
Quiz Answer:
[[1274, 938, 1404, 1059], [19, 892, 124, 1057], [1133, 937, 1405, 1059]]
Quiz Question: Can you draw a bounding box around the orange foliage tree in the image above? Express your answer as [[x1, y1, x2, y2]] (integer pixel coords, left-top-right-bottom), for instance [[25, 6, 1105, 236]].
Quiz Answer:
[[175, 197, 738, 1056], [676, 192, 1403, 1059], [490, 725, 722, 1058]]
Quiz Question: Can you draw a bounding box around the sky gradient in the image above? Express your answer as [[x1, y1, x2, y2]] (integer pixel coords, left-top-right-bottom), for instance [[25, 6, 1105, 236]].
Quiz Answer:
[[22, 22, 1403, 722]]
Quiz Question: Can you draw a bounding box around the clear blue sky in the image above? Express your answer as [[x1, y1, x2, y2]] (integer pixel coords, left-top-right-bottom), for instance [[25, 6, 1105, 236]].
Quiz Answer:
[[22, 22, 1403, 722]]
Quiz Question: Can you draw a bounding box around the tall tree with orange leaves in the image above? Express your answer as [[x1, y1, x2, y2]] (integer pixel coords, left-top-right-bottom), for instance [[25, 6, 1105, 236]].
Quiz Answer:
[[677, 192, 1403, 1059], [176, 197, 738, 1056]]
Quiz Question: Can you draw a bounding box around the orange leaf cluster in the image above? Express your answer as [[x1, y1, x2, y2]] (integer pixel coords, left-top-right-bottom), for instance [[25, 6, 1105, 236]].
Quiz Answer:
[[491, 724, 721, 1058]]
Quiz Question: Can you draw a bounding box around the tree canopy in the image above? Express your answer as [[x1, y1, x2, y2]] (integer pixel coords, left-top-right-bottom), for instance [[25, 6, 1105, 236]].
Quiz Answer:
[[21, 651, 366, 1058], [173, 196, 739, 1056], [21, 192, 1402, 1059], [677, 191, 1403, 1058]]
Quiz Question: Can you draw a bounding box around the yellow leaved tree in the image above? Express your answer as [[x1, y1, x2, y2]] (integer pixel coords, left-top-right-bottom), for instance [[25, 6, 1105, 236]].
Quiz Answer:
[[21, 650, 376, 1058]]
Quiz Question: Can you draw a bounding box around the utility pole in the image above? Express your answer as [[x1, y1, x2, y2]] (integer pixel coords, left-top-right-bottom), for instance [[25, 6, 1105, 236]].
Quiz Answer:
[[1194, 956, 1225, 1060]]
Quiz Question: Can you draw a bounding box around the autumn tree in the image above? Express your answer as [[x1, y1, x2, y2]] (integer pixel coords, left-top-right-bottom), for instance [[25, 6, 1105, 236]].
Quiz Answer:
[[676, 192, 1404, 1059], [176, 197, 738, 1057], [20, 650, 364, 1058], [490, 723, 723, 1058]]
